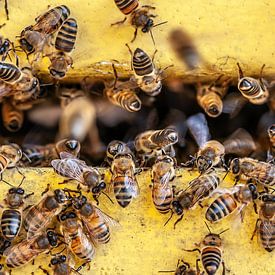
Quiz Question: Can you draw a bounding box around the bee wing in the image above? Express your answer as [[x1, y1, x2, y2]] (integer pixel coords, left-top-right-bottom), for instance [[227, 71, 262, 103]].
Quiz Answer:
[[125, 174, 139, 198], [115, 79, 139, 91], [51, 158, 84, 182], [191, 181, 217, 206], [222, 93, 247, 118], [186, 113, 210, 147], [152, 185, 172, 205], [94, 206, 120, 227], [59, 152, 88, 166]]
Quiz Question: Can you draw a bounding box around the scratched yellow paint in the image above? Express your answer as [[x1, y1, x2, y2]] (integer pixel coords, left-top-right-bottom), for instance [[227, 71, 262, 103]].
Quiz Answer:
[[0, 168, 273, 275], [0, 1, 275, 82]]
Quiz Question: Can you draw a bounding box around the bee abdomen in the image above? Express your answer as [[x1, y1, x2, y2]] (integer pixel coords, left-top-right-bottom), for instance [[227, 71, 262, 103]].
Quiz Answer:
[[153, 192, 173, 214], [55, 18, 77, 52], [1, 210, 21, 240], [201, 247, 222, 275], [205, 194, 237, 222], [71, 238, 95, 260], [114, 179, 133, 208], [133, 48, 154, 76], [0, 63, 21, 83], [114, 0, 139, 15], [2, 101, 24, 132], [91, 223, 110, 243], [259, 221, 275, 252]]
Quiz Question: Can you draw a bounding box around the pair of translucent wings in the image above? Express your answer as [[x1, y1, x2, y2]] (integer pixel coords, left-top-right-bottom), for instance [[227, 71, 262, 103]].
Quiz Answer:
[[51, 152, 93, 182]]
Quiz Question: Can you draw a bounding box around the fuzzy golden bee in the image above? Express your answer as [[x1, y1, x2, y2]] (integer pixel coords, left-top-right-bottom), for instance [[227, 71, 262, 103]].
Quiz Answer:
[[251, 193, 275, 252], [151, 155, 175, 214]]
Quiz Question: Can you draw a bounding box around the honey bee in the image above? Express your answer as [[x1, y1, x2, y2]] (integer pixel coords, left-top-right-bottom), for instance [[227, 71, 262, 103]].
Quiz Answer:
[[1, 99, 24, 132], [230, 157, 275, 188], [196, 77, 229, 118], [127, 45, 168, 96], [205, 183, 258, 223], [59, 211, 95, 261], [171, 172, 221, 228], [0, 143, 22, 178], [39, 254, 87, 275], [1, 186, 33, 241], [51, 152, 106, 202], [4, 229, 58, 268], [237, 63, 269, 105], [251, 193, 275, 252], [110, 153, 139, 208], [151, 155, 175, 214], [104, 64, 142, 112], [23, 188, 68, 239], [134, 128, 178, 165], [186, 113, 225, 173], [105, 140, 132, 166], [71, 194, 119, 244], [184, 224, 228, 275], [159, 259, 201, 275], [21, 138, 80, 167], [19, 5, 70, 58], [48, 18, 77, 79], [267, 124, 275, 162], [112, 0, 166, 43], [223, 128, 256, 157]]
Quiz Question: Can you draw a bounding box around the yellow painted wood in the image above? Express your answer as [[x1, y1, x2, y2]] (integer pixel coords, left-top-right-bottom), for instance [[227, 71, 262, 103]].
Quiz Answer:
[[0, 1, 275, 82], [0, 168, 274, 275]]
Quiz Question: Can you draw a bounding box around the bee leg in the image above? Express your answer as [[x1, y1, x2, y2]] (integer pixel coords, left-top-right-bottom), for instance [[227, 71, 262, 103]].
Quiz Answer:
[[253, 201, 258, 214], [151, 49, 158, 63], [130, 28, 138, 43], [59, 179, 73, 185], [93, 195, 100, 205], [39, 266, 49, 275], [4, 0, 9, 20], [195, 258, 201, 275], [24, 192, 34, 199], [233, 176, 240, 186], [111, 17, 127, 26], [183, 248, 201, 253], [75, 262, 87, 272], [251, 218, 260, 240], [164, 210, 174, 226], [141, 5, 156, 10], [23, 204, 33, 211], [173, 214, 184, 229], [41, 184, 50, 196], [32, 259, 35, 265]]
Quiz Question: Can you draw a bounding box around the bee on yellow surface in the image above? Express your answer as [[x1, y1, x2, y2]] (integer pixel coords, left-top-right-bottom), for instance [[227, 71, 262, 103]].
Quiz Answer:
[[48, 18, 77, 79], [52, 152, 106, 202], [186, 113, 225, 173], [4, 230, 58, 268], [23, 187, 68, 239], [184, 224, 228, 275], [112, 0, 166, 43], [19, 5, 70, 59], [151, 155, 175, 214], [134, 128, 178, 165], [71, 194, 119, 244], [251, 193, 275, 252], [1, 99, 24, 132], [230, 157, 275, 188], [105, 64, 141, 112], [21, 138, 80, 167], [237, 63, 269, 105], [205, 183, 258, 223], [110, 153, 139, 208], [59, 211, 95, 261]]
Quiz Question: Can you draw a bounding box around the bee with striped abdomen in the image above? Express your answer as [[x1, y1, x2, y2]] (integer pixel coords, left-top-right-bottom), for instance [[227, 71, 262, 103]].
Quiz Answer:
[[186, 113, 225, 173], [267, 124, 275, 162], [237, 63, 269, 105], [52, 152, 106, 202], [205, 183, 258, 223], [24, 187, 68, 239], [184, 224, 228, 275], [251, 193, 275, 252], [151, 155, 175, 214], [223, 128, 256, 157], [4, 229, 58, 268], [1, 186, 33, 241], [71, 194, 119, 244], [1, 99, 24, 132], [159, 259, 201, 275], [127, 45, 168, 96], [134, 128, 178, 165], [110, 152, 139, 208], [59, 211, 95, 261], [48, 18, 77, 79], [112, 0, 166, 43], [230, 157, 275, 188], [105, 63, 141, 112], [21, 138, 80, 167], [19, 5, 70, 59]]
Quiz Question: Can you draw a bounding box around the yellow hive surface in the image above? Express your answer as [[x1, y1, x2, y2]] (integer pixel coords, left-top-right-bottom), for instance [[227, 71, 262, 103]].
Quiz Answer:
[[0, 168, 273, 275]]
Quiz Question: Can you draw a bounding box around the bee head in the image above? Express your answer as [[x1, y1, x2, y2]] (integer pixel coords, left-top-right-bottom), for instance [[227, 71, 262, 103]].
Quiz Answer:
[[171, 200, 183, 215], [268, 124, 275, 137], [54, 189, 67, 204], [230, 158, 240, 174], [248, 183, 258, 200], [142, 18, 154, 33], [51, 255, 66, 265], [19, 38, 34, 53], [196, 156, 212, 173], [46, 230, 58, 247]]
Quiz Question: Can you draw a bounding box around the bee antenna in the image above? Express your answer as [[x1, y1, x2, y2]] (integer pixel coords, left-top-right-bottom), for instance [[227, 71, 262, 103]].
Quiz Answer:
[[164, 210, 174, 226], [149, 29, 155, 46], [204, 221, 212, 234], [218, 228, 230, 235], [158, 270, 175, 273], [152, 21, 168, 29], [0, 177, 15, 188], [102, 192, 114, 204], [40, 83, 54, 87], [222, 169, 229, 181], [22, 151, 32, 163]]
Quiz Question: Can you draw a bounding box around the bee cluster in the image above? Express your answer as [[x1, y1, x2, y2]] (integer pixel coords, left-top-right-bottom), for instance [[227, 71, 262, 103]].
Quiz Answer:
[[0, 1, 274, 274]]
